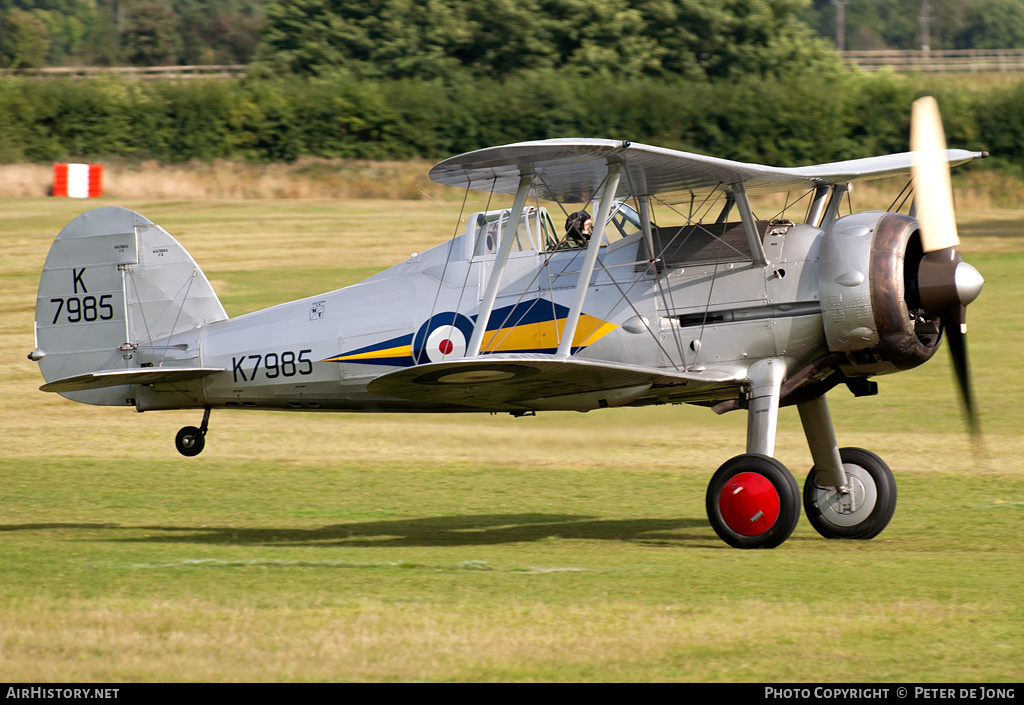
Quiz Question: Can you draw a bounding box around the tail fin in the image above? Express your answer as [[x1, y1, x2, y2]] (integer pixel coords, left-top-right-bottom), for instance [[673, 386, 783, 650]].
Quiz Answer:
[[33, 206, 228, 406]]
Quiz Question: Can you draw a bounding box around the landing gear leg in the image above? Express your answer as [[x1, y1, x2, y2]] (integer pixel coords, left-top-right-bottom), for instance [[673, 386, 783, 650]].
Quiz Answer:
[[797, 395, 846, 487], [798, 395, 897, 539], [175, 407, 210, 457], [744, 358, 785, 458], [706, 358, 800, 549]]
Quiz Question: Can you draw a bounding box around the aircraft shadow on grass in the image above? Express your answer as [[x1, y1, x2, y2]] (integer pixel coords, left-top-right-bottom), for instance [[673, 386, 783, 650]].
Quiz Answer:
[[1, 514, 748, 548]]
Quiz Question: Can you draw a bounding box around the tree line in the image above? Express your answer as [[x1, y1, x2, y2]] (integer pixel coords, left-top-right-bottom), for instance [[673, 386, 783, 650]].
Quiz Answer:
[[6, 1, 1024, 73], [801, 0, 1024, 52], [0, 1, 263, 68], [251, 0, 835, 81]]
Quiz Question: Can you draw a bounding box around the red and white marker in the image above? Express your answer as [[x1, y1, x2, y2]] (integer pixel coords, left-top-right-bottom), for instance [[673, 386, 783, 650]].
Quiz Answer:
[[53, 164, 104, 198]]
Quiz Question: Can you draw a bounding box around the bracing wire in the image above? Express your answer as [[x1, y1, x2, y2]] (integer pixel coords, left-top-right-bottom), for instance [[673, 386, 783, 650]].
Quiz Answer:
[[424, 182, 473, 349]]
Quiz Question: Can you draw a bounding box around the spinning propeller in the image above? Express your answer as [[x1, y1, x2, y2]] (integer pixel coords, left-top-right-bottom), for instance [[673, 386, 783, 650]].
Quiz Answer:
[[909, 96, 985, 434]]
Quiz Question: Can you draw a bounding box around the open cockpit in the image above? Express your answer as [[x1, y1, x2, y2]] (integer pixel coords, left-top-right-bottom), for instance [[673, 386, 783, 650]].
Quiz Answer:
[[466, 201, 642, 257]]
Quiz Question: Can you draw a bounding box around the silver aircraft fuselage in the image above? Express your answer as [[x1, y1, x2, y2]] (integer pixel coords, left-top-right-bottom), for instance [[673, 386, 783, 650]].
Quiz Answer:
[[136, 212, 827, 415]]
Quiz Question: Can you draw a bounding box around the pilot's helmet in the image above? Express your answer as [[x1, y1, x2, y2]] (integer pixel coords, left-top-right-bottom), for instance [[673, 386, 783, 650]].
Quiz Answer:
[[565, 210, 592, 239]]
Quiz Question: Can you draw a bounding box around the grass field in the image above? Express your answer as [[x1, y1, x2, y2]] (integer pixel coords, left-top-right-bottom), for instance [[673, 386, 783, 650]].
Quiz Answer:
[[1, 195, 1022, 682]]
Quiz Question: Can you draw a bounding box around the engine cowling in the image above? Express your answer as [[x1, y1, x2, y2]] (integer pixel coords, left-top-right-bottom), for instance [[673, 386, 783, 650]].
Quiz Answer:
[[819, 211, 941, 376]]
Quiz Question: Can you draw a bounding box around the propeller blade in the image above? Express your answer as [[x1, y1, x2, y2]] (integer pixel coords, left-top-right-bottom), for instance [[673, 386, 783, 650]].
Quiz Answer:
[[941, 308, 980, 437], [911, 96, 961, 253], [910, 96, 984, 438]]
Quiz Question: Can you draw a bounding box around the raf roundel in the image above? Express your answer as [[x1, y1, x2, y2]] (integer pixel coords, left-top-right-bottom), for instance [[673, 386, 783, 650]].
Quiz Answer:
[[413, 312, 475, 364], [425, 324, 466, 361]]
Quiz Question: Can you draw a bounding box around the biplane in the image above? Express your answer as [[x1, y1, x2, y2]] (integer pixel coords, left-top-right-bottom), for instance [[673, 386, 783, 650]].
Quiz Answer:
[[30, 97, 985, 548]]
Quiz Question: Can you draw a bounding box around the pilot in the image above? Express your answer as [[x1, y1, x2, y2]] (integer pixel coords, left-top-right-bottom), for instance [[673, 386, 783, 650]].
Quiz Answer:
[[564, 210, 593, 248]]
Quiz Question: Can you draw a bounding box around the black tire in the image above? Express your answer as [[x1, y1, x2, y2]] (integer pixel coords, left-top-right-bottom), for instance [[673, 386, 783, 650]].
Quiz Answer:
[[175, 426, 206, 457], [803, 447, 896, 540], [706, 454, 801, 549]]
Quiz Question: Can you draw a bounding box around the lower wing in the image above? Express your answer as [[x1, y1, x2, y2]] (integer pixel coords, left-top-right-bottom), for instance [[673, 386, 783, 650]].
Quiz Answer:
[[367, 354, 743, 412]]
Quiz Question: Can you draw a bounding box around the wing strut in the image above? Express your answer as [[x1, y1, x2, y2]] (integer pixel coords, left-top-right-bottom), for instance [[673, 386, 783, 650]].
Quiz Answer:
[[821, 183, 850, 226], [732, 183, 768, 267], [466, 175, 534, 357], [637, 195, 656, 262], [806, 185, 831, 226], [556, 164, 623, 357]]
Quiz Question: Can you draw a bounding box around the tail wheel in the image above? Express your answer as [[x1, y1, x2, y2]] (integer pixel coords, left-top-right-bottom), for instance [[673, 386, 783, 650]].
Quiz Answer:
[[175, 425, 205, 457], [803, 447, 897, 540], [706, 454, 801, 549]]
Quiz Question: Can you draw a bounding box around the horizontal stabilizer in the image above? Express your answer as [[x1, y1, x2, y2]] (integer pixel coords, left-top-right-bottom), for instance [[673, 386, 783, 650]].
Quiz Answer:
[[40, 367, 224, 393], [367, 354, 742, 412]]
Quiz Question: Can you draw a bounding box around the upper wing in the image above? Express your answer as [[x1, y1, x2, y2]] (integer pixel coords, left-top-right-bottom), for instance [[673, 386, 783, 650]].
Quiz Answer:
[[429, 138, 984, 204], [40, 366, 224, 393], [366, 354, 743, 412]]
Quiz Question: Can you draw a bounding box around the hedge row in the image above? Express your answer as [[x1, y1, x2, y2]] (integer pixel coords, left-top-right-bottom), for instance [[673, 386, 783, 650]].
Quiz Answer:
[[0, 70, 1017, 170]]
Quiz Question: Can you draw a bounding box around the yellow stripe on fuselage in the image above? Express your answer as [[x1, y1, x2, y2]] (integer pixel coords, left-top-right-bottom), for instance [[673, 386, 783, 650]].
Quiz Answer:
[[328, 344, 413, 362], [480, 315, 617, 353]]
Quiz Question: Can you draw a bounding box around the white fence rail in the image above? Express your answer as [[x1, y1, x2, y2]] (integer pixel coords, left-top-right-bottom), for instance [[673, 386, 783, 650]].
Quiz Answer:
[[5, 52, 1024, 79], [842, 49, 1024, 72], [0, 65, 246, 80]]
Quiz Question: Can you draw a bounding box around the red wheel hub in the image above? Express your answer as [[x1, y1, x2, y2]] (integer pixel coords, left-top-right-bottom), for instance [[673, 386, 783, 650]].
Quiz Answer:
[[718, 472, 781, 536]]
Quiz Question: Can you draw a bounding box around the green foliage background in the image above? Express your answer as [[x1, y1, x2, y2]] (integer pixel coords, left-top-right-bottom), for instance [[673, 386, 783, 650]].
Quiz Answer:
[[0, 1, 264, 68], [3, 1, 1024, 170], [802, 0, 1024, 51], [1, 69, 1021, 169], [252, 0, 835, 82], [8, 1, 1024, 72]]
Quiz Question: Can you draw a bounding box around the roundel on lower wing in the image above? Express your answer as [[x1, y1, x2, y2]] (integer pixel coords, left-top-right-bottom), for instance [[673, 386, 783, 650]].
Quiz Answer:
[[411, 363, 542, 386], [413, 312, 475, 364], [435, 369, 516, 384]]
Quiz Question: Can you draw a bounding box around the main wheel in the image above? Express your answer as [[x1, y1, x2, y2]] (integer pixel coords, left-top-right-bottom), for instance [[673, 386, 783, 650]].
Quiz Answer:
[[175, 425, 206, 457], [706, 454, 801, 549], [803, 447, 896, 540]]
